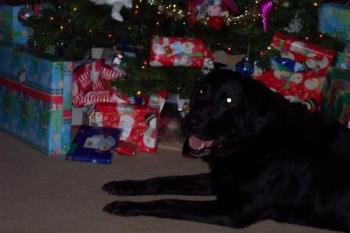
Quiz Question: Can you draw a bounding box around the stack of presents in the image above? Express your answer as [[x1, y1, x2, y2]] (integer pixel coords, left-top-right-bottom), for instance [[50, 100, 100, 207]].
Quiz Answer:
[[253, 2, 350, 128], [0, 3, 166, 163], [1, 2, 350, 163], [0, 3, 73, 157]]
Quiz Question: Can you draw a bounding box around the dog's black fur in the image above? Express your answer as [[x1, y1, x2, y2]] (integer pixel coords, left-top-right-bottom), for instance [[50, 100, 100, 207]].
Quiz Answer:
[[103, 70, 350, 232]]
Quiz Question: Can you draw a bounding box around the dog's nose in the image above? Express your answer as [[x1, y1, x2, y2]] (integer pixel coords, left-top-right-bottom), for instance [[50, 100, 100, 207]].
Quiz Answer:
[[189, 115, 202, 129]]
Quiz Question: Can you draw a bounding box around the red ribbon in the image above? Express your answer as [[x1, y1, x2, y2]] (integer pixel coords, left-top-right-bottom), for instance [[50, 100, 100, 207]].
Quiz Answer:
[[0, 76, 63, 104]]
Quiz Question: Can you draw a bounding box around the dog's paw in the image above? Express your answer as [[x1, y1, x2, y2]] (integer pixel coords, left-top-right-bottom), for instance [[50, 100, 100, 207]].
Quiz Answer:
[[103, 201, 140, 216], [102, 181, 141, 195]]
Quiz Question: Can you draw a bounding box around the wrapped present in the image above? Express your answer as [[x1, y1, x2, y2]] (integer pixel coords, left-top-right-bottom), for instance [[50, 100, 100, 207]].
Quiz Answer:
[[337, 52, 350, 70], [319, 3, 350, 42], [89, 103, 159, 153], [26, 53, 73, 96], [0, 43, 73, 111], [0, 76, 72, 156], [336, 44, 350, 70], [149, 36, 213, 68], [67, 125, 122, 164], [0, 4, 32, 45], [0, 43, 28, 81], [72, 59, 129, 107], [321, 68, 350, 126], [254, 32, 335, 108]]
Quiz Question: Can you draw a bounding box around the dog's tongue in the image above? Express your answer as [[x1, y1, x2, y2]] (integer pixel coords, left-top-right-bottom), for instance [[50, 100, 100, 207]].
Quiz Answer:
[[189, 136, 214, 150]]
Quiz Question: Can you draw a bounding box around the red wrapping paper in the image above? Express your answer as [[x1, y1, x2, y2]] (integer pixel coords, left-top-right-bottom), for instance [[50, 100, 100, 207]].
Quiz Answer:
[[149, 36, 213, 68], [254, 32, 335, 107], [72, 59, 128, 107], [92, 103, 159, 154]]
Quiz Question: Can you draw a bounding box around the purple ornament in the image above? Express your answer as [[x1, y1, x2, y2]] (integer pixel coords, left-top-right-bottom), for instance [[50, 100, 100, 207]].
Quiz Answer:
[[260, 0, 274, 32]]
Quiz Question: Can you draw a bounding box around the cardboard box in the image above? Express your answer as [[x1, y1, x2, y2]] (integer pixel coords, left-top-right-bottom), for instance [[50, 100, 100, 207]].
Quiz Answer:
[[0, 43, 73, 110], [0, 76, 71, 156]]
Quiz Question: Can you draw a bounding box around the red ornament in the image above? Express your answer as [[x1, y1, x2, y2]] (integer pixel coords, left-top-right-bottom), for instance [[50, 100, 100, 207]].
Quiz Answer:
[[208, 16, 224, 31]]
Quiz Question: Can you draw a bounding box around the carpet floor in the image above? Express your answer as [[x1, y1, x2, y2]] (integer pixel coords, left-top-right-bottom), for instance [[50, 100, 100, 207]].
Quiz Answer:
[[0, 131, 342, 233]]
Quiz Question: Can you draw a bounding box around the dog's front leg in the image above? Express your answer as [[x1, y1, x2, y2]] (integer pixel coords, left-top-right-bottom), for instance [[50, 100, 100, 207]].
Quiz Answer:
[[103, 173, 215, 196], [103, 199, 236, 227]]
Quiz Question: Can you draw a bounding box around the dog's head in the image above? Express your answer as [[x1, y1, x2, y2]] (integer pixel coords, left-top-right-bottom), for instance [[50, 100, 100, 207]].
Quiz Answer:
[[183, 69, 289, 158]]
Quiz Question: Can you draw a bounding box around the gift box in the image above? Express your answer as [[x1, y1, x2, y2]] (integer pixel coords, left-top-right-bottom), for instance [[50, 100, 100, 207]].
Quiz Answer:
[[149, 35, 213, 68], [0, 4, 32, 45], [0, 43, 73, 111], [26, 53, 74, 96], [254, 32, 335, 108], [0, 43, 28, 81], [319, 3, 350, 42], [337, 52, 350, 70], [321, 68, 350, 127], [72, 59, 128, 107], [88, 103, 159, 153], [336, 44, 350, 70], [67, 125, 122, 164], [0, 76, 72, 156]]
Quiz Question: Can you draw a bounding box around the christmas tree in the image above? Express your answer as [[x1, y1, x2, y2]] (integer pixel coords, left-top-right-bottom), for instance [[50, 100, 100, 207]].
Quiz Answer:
[[23, 0, 344, 97]]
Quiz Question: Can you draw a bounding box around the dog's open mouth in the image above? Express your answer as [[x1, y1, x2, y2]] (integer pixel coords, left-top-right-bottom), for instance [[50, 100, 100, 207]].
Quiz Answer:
[[188, 135, 214, 158]]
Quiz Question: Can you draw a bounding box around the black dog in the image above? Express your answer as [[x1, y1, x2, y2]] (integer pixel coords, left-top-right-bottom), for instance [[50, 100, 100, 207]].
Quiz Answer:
[[103, 70, 350, 232]]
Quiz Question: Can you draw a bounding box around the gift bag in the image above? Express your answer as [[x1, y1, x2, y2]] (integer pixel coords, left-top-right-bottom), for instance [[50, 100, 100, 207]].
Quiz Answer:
[[89, 103, 159, 153], [72, 59, 128, 107]]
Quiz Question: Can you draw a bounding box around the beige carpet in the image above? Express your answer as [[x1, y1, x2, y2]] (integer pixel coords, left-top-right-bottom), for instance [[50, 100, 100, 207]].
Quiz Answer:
[[0, 131, 342, 233]]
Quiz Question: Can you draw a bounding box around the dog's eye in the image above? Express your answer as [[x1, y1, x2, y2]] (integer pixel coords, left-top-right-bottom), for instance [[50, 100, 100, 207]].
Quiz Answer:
[[198, 86, 209, 99], [223, 96, 235, 107]]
